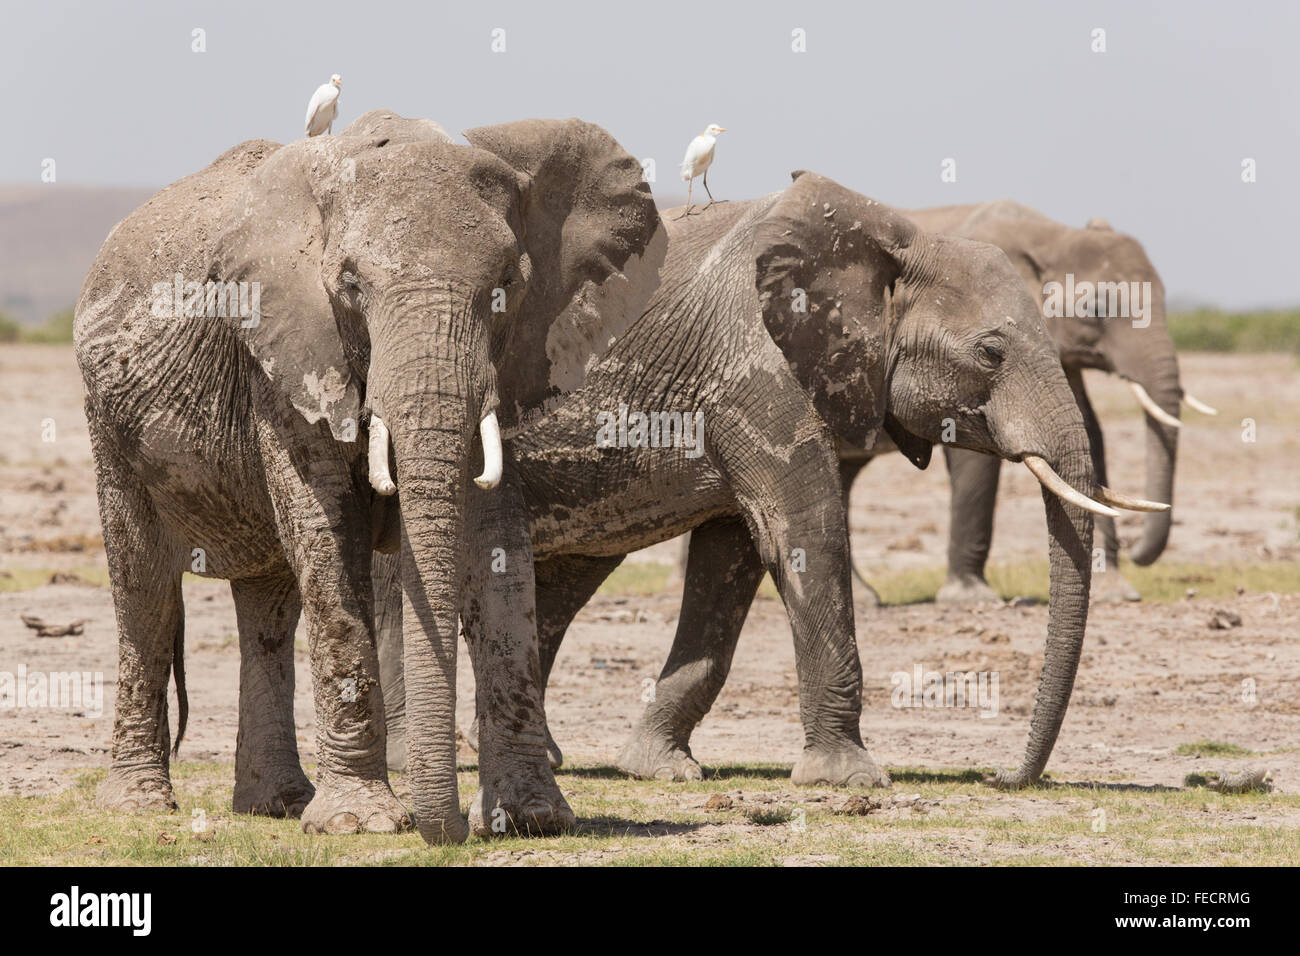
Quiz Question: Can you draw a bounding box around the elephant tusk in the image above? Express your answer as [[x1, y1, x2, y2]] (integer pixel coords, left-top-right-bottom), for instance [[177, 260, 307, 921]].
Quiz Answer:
[[1096, 486, 1170, 513], [1022, 455, 1119, 518], [1182, 392, 1218, 416], [1129, 382, 1182, 429], [473, 411, 502, 490], [368, 415, 397, 496]]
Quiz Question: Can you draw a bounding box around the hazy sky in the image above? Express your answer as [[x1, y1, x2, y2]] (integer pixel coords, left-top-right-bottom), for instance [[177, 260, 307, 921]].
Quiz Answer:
[[3, 0, 1295, 307]]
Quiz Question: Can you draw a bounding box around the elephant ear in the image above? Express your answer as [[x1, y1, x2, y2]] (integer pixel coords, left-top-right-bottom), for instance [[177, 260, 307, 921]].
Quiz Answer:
[[463, 119, 667, 429], [752, 171, 914, 449], [210, 141, 362, 440]]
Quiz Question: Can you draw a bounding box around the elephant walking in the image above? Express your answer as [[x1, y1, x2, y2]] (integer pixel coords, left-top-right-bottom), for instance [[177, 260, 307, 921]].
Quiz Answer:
[[76, 111, 666, 844], [383, 172, 1155, 788]]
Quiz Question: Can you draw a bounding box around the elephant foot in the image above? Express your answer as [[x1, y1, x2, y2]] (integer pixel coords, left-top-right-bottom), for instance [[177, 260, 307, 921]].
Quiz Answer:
[[468, 771, 575, 838], [232, 768, 315, 818], [468, 715, 563, 770], [1090, 568, 1141, 604], [792, 744, 891, 788], [300, 775, 413, 835], [616, 731, 704, 781], [96, 766, 178, 813], [936, 573, 1001, 606]]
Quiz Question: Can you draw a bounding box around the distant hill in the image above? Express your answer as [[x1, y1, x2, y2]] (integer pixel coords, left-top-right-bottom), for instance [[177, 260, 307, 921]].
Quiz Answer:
[[0, 185, 156, 325]]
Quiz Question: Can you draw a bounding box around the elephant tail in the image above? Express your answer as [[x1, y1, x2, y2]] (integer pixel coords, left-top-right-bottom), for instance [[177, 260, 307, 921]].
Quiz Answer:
[[171, 618, 188, 757]]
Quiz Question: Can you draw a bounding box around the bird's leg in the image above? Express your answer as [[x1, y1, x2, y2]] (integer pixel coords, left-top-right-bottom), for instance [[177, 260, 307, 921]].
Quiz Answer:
[[702, 169, 724, 209], [675, 179, 694, 220]]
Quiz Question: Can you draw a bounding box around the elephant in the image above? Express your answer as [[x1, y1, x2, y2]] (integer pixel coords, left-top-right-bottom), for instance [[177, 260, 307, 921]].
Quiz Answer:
[[74, 109, 666, 844], [843, 201, 1211, 606], [379, 171, 1158, 789]]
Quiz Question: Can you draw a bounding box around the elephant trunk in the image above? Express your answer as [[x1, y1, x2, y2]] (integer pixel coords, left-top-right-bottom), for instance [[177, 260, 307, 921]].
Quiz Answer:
[[1127, 349, 1180, 566], [371, 287, 494, 845], [992, 384, 1095, 789]]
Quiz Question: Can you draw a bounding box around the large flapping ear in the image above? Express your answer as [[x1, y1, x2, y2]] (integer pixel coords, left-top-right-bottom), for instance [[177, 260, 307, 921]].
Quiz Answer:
[[209, 138, 365, 439], [463, 118, 667, 429], [752, 171, 914, 448]]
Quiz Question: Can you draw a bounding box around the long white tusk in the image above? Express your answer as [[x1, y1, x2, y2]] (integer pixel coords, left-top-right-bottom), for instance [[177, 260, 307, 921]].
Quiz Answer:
[[1129, 381, 1182, 429], [473, 411, 502, 490], [1182, 392, 1218, 416], [368, 415, 397, 496], [1022, 455, 1119, 518], [1096, 487, 1170, 513]]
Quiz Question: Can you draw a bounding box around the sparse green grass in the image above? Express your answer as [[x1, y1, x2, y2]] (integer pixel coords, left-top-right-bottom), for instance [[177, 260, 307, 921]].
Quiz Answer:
[[3, 761, 1296, 866], [1168, 309, 1300, 354], [866, 559, 1300, 605], [597, 562, 672, 597], [745, 807, 794, 826], [1174, 740, 1258, 758], [0, 308, 76, 344], [0, 565, 111, 592], [598, 559, 1300, 606]]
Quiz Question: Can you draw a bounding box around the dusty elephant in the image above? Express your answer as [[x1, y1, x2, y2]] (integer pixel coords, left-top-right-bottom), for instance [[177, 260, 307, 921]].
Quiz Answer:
[[75, 110, 665, 843], [842, 201, 1212, 606], [381, 171, 1157, 788]]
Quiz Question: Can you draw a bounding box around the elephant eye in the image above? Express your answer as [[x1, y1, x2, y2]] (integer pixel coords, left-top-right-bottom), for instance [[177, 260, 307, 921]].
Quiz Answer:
[[979, 343, 1005, 367]]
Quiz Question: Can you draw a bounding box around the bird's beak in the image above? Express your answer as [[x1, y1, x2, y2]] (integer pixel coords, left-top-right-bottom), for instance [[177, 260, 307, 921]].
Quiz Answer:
[[718, 126, 727, 132]]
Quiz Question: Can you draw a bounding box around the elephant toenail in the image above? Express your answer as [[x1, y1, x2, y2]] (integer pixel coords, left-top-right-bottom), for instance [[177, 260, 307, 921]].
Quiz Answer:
[[325, 812, 360, 834]]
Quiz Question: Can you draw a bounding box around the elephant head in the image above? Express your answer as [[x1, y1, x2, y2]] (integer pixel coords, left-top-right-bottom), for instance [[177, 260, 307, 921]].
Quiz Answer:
[[953, 203, 1192, 566], [752, 172, 1158, 786], [211, 112, 665, 842]]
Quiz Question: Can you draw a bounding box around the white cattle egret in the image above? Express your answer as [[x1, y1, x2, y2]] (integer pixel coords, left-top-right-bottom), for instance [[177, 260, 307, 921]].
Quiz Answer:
[[677, 124, 726, 218], [305, 74, 342, 137]]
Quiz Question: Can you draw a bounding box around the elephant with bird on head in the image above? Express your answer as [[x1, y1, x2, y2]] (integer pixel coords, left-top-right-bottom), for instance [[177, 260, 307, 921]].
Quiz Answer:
[[74, 110, 665, 844], [375, 171, 1160, 790]]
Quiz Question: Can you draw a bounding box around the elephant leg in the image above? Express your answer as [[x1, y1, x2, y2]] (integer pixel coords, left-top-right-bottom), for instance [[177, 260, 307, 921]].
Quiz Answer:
[[257, 420, 410, 836], [371, 551, 406, 772], [732, 435, 890, 789], [460, 473, 574, 838], [463, 551, 622, 768], [839, 456, 881, 607], [1067, 368, 1140, 603], [617, 516, 763, 782], [89, 418, 184, 812], [937, 446, 1003, 605], [230, 571, 314, 817]]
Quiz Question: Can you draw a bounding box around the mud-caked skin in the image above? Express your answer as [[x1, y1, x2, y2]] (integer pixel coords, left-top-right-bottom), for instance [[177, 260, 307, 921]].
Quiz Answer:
[[75, 110, 666, 845], [846, 202, 1184, 606], [388, 172, 1099, 791]]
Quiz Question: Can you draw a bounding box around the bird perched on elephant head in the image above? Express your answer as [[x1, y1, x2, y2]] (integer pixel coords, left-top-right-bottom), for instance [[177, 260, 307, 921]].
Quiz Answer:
[[304, 74, 342, 136]]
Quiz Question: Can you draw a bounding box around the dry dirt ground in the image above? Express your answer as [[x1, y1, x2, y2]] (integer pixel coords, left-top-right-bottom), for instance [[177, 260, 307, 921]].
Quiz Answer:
[[1, 345, 1297, 863]]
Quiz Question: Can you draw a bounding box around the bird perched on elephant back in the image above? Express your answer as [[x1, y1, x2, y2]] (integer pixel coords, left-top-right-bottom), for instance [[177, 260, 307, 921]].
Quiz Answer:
[[74, 109, 666, 844], [843, 200, 1213, 606], [376, 171, 1159, 791]]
